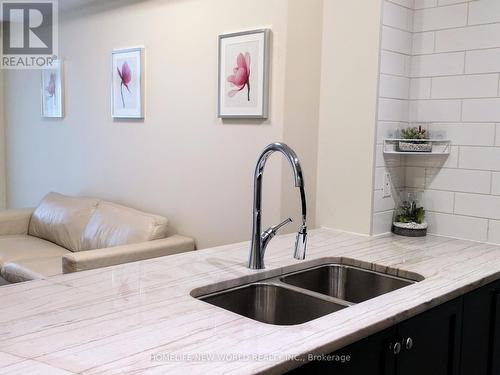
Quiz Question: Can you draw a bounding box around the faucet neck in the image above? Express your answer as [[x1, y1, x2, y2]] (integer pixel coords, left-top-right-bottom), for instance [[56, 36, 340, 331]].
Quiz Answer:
[[249, 143, 307, 270]]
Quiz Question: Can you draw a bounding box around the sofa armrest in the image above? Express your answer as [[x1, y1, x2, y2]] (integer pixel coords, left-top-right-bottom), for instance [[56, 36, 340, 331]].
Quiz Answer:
[[62, 235, 196, 273], [0, 208, 34, 236]]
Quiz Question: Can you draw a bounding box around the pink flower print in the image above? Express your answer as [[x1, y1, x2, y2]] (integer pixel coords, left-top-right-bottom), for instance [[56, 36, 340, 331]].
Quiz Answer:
[[45, 73, 56, 98], [227, 52, 251, 101], [117, 61, 132, 108]]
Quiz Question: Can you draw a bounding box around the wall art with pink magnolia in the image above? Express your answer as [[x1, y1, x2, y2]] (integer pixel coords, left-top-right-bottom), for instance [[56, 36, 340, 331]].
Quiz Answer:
[[41, 60, 64, 118], [112, 47, 144, 119], [218, 29, 270, 119]]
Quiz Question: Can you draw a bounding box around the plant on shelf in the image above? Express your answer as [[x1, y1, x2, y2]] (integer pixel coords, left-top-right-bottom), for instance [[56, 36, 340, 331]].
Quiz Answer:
[[398, 125, 432, 152], [401, 126, 428, 140], [393, 194, 428, 237]]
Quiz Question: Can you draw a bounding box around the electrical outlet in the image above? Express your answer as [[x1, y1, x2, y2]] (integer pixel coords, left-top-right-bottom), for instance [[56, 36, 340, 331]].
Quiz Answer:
[[383, 172, 392, 198]]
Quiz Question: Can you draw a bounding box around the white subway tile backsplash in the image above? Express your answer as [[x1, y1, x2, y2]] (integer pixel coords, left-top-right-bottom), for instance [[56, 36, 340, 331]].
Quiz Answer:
[[379, 98, 410, 121], [455, 193, 500, 220], [492, 173, 500, 195], [382, 26, 413, 54], [412, 32, 435, 55], [374, 190, 398, 212], [459, 147, 500, 171], [468, 0, 500, 26], [463, 99, 500, 122], [375, 0, 500, 241], [429, 123, 495, 146], [426, 168, 491, 193], [423, 189, 455, 213], [431, 74, 499, 99], [376, 145, 402, 168], [414, 0, 438, 9], [379, 74, 410, 99], [413, 4, 467, 32], [438, 0, 473, 5], [384, 1, 413, 31], [377, 121, 405, 143], [436, 23, 500, 53], [426, 212, 489, 242], [410, 99, 462, 122], [372, 211, 395, 235], [488, 220, 500, 244], [411, 52, 464, 77], [375, 166, 404, 190], [389, 0, 415, 9], [410, 78, 432, 99], [466, 49, 500, 74], [381, 51, 412, 77], [405, 166, 426, 188]]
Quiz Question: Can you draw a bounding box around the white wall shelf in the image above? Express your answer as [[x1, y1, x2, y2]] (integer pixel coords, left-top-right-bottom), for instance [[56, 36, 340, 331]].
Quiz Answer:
[[383, 139, 451, 156]]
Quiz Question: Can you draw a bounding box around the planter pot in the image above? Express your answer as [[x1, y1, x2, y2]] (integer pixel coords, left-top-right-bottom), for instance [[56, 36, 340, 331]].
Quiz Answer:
[[392, 221, 428, 237], [397, 141, 432, 153]]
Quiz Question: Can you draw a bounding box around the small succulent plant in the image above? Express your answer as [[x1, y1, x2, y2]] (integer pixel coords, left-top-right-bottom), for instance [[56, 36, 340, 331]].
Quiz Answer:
[[396, 200, 426, 224], [401, 126, 428, 140]]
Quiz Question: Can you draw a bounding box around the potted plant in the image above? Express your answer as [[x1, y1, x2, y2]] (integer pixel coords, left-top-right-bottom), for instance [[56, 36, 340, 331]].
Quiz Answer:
[[398, 126, 432, 152], [392, 194, 427, 237]]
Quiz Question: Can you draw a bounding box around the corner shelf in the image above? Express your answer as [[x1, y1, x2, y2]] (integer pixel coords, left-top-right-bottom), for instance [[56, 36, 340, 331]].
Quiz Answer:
[[383, 138, 451, 156]]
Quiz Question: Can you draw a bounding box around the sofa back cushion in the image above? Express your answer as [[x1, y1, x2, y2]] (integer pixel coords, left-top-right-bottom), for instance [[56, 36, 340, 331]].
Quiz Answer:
[[81, 201, 168, 250], [29, 192, 100, 252]]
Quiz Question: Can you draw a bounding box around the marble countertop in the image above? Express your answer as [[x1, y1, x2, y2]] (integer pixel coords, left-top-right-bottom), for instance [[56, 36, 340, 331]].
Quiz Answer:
[[1, 229, 500, 374]]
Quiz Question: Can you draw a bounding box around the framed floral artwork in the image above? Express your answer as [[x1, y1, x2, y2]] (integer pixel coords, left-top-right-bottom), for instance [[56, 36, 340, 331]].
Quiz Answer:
[[111, 47, 145, 119], [41, 60, 64, 118], [218, 29, 270, 119]]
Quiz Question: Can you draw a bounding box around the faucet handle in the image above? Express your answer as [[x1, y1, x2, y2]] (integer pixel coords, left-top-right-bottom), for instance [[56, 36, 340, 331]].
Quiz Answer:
[[271, 218, 293, 233], [261, 218, 293, 251]]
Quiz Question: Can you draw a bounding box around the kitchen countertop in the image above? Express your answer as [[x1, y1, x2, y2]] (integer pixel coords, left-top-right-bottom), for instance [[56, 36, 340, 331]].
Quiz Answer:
[[1, 229, 500, 374]]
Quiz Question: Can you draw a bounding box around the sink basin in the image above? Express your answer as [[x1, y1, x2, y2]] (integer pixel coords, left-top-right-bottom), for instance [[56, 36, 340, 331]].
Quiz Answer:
[[195, 262, 420, 325], [200, 283, 347, 325], [281, 264, 415, 303]]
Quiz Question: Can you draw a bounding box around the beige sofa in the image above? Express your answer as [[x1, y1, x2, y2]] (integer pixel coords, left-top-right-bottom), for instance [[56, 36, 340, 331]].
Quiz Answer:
[[0, 192, 195, 283]]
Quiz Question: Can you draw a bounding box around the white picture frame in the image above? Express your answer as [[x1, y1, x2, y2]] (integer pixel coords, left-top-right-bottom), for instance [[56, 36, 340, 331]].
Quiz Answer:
[[41, 60, 64, 118], [111, 47, 145, 119], [218, 29, 270, 119]]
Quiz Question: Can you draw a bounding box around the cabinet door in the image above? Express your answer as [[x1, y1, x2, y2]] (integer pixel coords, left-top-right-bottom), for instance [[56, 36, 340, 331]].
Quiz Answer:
[[492, 291, 500, 375], [461, 279, 500, 375], [289, 327, 397, 375], [397, 298, 462, 375]]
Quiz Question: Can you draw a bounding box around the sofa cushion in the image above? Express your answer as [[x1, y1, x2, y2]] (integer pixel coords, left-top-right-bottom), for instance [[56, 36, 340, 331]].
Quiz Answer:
[[0, 235, 70, 266], [1, 256, 63, 283], [81, 201, 168, 250], [28, 192, 100, 252]]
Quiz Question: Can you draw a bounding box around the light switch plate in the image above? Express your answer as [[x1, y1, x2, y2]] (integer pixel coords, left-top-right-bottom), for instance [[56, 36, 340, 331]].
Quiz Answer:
[[383, 172, 392, 198]]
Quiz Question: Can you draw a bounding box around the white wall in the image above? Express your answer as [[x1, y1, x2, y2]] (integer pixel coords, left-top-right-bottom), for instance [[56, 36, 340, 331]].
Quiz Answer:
[[4, 0, 323, 248], [316, 0, 383, 235], [280, 0, 323, 230]]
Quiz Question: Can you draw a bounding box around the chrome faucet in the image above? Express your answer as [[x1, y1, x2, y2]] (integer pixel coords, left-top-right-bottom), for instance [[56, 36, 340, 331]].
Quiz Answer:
[[248, 143, 308, 270]]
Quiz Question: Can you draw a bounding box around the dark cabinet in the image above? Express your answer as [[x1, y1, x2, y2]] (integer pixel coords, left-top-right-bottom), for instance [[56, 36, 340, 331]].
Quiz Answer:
[[461, 279, 500, 375], [291, 298, 462, 374], [291, 278, 500, 375], [288, 327, 397, 375], [397, 298, 462, 375]]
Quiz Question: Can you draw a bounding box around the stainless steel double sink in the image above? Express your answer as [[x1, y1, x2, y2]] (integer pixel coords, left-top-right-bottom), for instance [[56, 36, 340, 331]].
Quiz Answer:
[[196, 264, 420, 326]]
